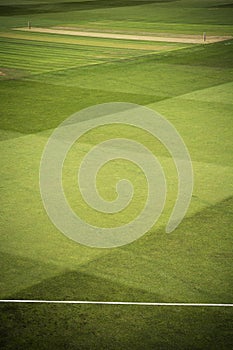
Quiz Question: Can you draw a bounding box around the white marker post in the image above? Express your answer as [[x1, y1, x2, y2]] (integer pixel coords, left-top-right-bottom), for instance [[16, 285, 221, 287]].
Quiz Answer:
[[203, 32, 206, 43]]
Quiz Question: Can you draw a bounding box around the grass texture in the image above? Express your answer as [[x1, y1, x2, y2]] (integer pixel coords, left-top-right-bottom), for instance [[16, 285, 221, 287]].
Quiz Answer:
[[0, 0, 233, 349]]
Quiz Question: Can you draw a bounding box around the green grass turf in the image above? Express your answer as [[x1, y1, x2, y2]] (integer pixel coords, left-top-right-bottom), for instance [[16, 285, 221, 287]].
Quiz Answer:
[[0, 36, 154, 74], [0, 0, 233, 349], [0, 34, 189, 74], [1, 0, 233, 35]]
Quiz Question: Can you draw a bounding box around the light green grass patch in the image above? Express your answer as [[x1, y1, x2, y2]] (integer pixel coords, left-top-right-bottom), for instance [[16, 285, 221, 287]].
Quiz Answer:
[[1, 119, 232, 299], [179, 80, 233, 104], [151, 93, 233, 167]]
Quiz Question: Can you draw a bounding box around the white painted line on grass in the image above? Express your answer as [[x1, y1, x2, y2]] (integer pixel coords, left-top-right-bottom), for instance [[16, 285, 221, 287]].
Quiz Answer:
[[0, 300, 232, 307]]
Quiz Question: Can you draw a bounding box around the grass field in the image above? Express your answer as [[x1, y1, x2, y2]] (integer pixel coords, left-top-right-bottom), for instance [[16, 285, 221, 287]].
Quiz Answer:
[[0, 0, 233, 349]]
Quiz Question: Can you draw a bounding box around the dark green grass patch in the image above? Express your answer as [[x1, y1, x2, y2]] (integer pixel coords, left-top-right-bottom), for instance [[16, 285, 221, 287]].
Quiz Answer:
[[0, 302, 231, 350], [154, 39, 233, 68], [1, 0, 233, 35], [213, 3, 233, 8], [0, 0, 175, 16], [0, 79, 158, 134]]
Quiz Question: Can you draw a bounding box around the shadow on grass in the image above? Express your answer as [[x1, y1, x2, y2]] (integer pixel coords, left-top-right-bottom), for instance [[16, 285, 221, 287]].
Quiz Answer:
[[0, 296, 232, 349], [212, 3, 233, 8], [4, 268, 159, 302], [0, 0, 176, 16], [0, 196, 233, 349]]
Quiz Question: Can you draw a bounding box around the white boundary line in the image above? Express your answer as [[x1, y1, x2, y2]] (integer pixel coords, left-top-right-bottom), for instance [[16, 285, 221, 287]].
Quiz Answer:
[[0, 300, 232, 307]]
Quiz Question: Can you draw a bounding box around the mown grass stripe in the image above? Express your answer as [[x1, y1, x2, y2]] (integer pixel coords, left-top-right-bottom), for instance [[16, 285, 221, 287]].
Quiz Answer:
[[0, 60, 102, 74], [0, 42, 150, 58], [0, 48, 106, 61], [0, 51, 98, 64], [0, 33, 172, 51]]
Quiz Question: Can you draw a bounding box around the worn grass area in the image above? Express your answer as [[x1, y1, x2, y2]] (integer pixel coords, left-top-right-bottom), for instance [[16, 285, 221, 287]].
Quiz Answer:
[[13, 27, 232, 43], [0, 0, 233, 349]]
